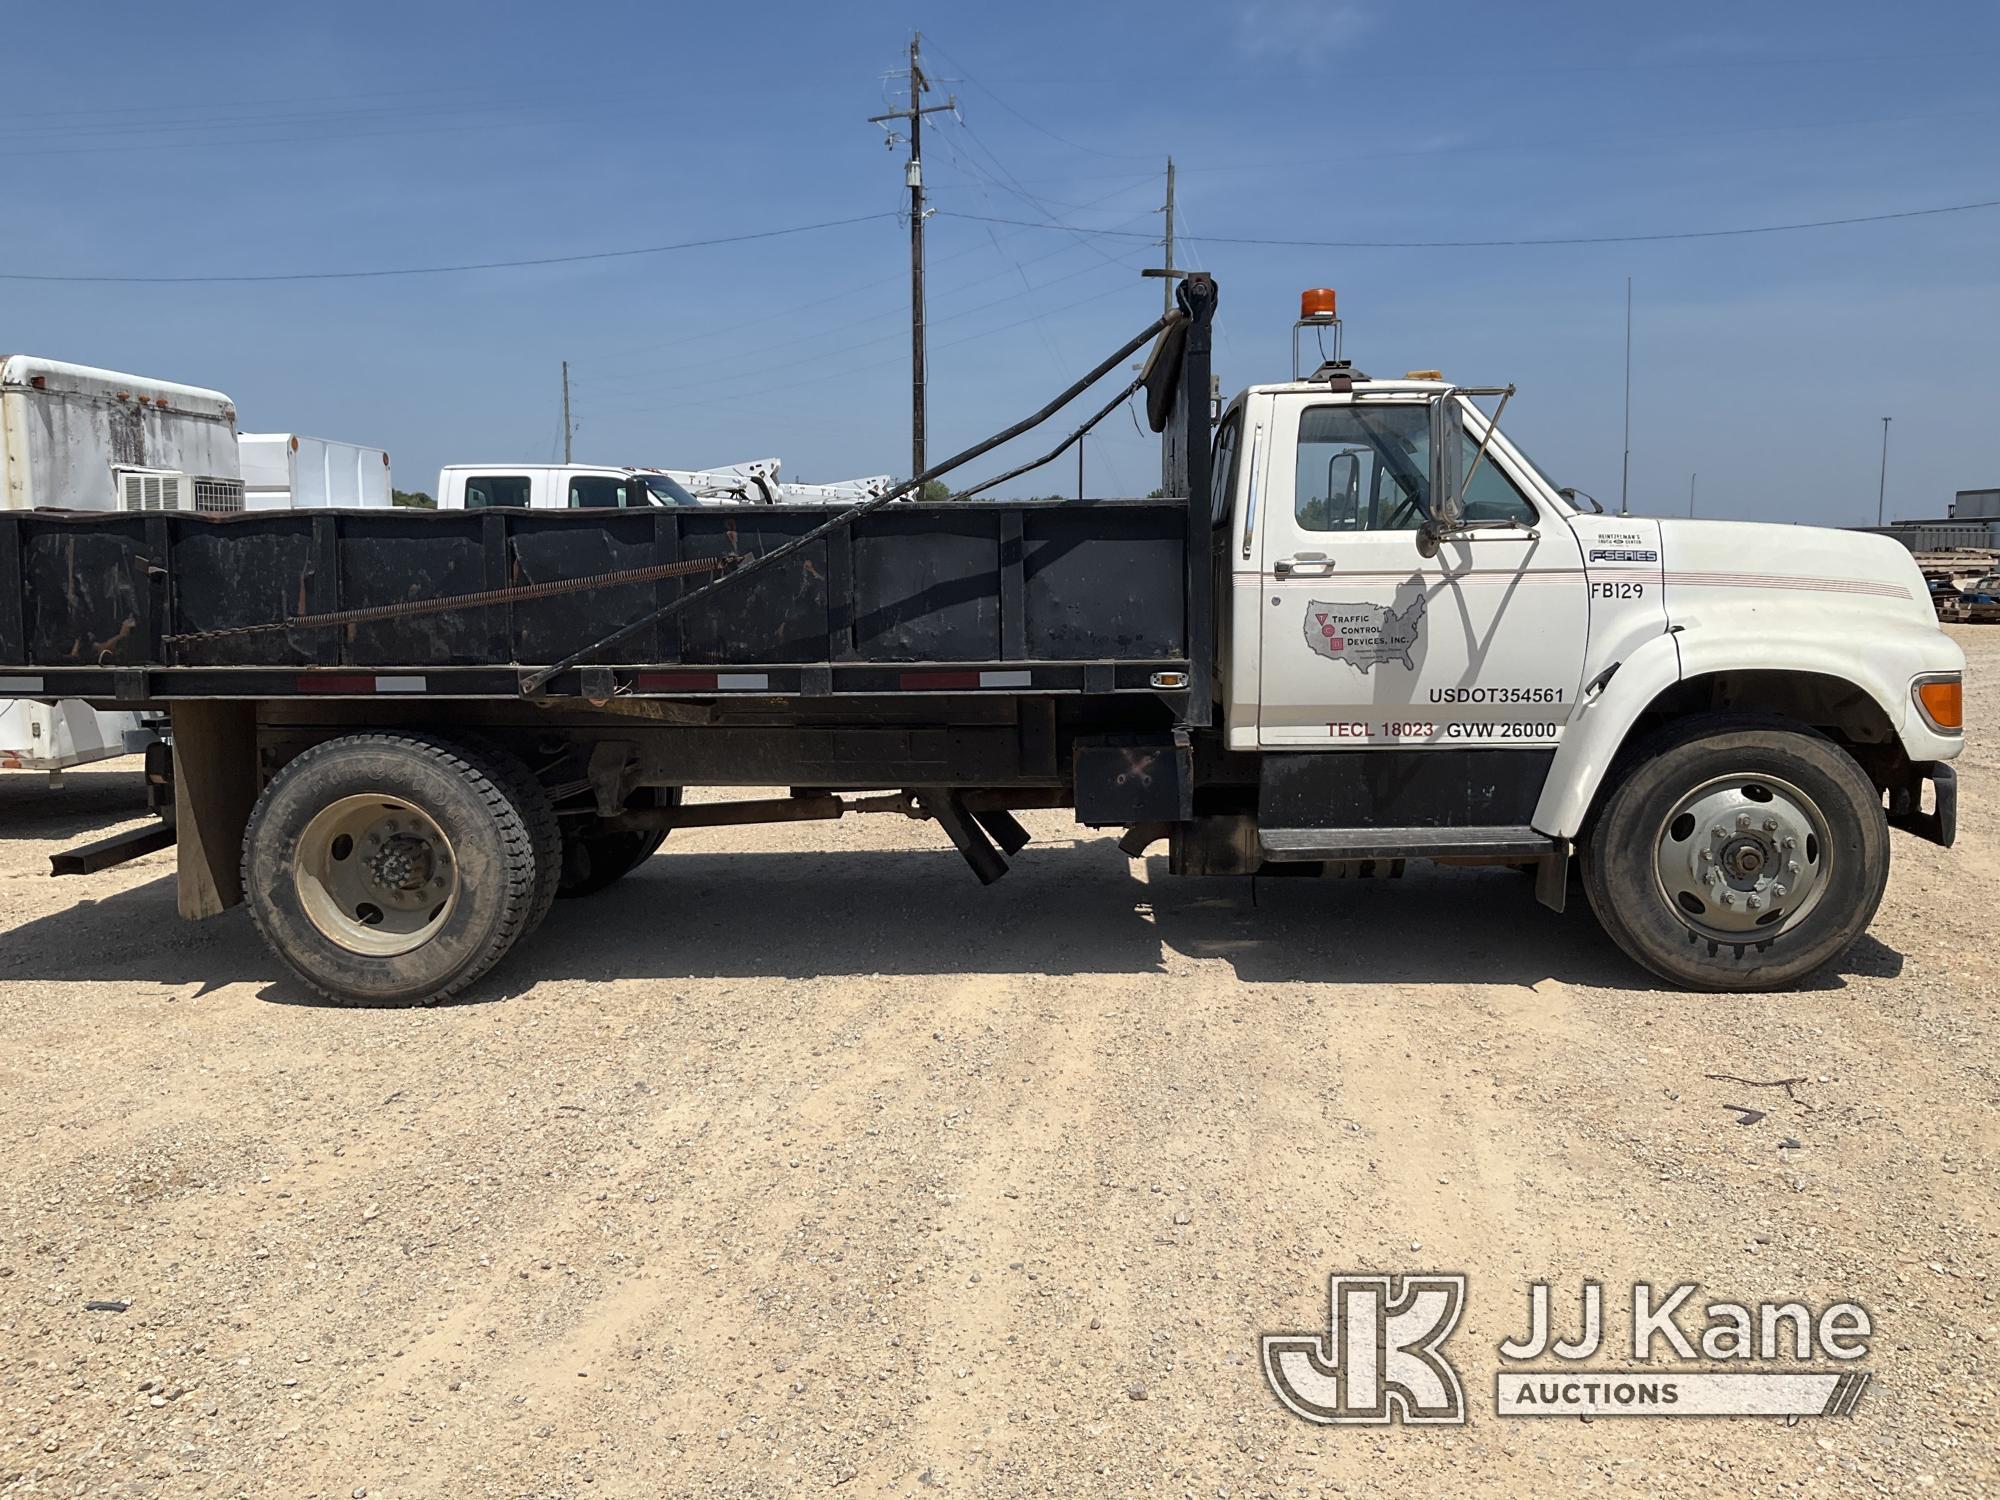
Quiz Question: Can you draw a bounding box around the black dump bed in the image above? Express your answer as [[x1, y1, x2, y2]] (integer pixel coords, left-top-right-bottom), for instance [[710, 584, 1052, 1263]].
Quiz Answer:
[[0, 275, 1215, 715], [0, 498, 1191, 698]]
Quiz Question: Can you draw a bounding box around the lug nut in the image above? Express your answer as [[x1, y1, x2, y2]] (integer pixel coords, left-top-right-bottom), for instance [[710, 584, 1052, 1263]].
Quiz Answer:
[[1746, 895, 1763, 910], [1763, 817, 1779, 832], [1774, 885, 1789, 897], [1719, 892, 1736, 907], [1698, 849, 1713, 862], [1736, 813, 1752, 830], [1786, 860, 1800, 875]]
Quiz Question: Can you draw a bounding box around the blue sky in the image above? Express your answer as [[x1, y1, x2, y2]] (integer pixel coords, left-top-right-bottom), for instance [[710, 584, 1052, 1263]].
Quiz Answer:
[[4, 1, 1995, 522]]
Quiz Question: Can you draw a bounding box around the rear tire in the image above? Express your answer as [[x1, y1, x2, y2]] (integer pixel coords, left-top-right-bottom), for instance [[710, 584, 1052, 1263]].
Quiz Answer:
[[457, 736, 561, 932], [242, 733, 545, 1007], [1581, 718, 1889, 991], [557, 786, 678, 898]]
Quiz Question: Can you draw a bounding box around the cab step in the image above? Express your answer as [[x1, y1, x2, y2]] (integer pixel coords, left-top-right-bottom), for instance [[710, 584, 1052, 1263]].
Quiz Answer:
[[1257, 826, 1557, 862]]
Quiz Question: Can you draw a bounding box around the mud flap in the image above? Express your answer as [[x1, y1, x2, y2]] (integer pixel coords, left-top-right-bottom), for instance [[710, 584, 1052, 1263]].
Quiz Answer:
[[1535, 840, 1571, 914]]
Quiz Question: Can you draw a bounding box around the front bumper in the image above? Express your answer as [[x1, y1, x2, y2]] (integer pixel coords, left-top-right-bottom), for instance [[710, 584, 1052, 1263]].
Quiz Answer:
[[1887, 761, 1957, 848]]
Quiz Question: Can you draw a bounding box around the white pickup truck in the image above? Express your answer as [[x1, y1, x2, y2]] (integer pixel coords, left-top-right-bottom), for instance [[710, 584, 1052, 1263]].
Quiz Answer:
[[434, 461, 892, 511]]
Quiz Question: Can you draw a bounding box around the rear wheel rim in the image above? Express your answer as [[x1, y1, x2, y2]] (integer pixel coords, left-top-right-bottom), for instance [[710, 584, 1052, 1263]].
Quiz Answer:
[[295, 794, 460, 957], [1651, 772, 1832, 945]]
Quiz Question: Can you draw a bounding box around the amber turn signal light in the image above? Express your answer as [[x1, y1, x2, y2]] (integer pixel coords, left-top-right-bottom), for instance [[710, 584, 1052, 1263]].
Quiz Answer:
[[1913, 676, 1963, 733]]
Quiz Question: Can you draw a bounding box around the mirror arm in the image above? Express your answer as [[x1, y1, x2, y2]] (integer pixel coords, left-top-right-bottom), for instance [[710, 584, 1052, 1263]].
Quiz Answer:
[[1459, 384, 1516, 497]]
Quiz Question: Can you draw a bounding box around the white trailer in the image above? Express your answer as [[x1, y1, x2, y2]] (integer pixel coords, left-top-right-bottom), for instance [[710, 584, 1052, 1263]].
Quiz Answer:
[[239, 433, 393, 510], [1, 355, 242, 772]]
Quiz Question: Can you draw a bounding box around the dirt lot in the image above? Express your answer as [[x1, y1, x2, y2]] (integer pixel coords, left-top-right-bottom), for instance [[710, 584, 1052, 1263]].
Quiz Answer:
[[1, 630, 1993, 1499]]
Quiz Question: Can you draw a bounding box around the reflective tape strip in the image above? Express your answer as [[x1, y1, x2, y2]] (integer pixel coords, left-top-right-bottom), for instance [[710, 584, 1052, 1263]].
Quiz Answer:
[[899, 669, 1035, 690], [634, 671, 769, 692], [0, 675, 46, 692], [296, 674, 427, 694]]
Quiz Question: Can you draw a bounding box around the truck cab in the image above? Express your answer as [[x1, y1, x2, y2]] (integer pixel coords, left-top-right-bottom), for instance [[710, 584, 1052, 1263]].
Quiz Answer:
[[1200, 305, 1961, 987]]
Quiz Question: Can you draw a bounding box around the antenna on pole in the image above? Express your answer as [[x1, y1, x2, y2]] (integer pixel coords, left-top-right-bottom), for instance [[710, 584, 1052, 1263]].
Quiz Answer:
[[1620, 276, 1632, 517], [561, 360, 573, 465], [1877, 416, 1891, 526], [868, 33, 956, 486], [1159, 156, 1176, 494]]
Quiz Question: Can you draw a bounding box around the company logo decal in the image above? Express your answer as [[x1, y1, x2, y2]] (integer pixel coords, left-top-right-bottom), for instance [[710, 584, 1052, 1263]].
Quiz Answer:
[[1304, 587, 1426, 674]]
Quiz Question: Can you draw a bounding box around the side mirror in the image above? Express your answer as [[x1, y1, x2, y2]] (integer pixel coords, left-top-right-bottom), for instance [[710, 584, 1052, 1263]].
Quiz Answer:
[[1327, 451, 1359, 522], [1428, 395, 1465, 528], [1419, 395, 1466, 556]]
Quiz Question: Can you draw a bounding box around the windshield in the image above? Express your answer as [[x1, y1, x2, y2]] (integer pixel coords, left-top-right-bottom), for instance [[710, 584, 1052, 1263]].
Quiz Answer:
[[640, 474, 702, 507], [1499, 430, 1565, 502]]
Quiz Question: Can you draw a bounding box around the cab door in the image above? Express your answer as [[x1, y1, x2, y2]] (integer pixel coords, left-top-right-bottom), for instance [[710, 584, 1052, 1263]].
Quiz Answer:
[[1253, 393, 1588, 750]]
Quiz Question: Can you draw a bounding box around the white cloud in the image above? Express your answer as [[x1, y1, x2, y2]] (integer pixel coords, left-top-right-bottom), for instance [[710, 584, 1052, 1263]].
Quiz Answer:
[[1232, 0, 1373, 62]]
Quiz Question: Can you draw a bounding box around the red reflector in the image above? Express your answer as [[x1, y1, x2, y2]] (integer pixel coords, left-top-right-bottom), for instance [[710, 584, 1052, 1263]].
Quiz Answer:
[[636, 671, 717, 691], [899, 670, 981, 690], [296, 674, 375, 694]]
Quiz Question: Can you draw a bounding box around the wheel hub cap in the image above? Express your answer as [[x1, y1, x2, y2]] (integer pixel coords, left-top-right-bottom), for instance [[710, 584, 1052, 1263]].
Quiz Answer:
[[1655, 774, 1829, 942], [295, 796, 459, 957]]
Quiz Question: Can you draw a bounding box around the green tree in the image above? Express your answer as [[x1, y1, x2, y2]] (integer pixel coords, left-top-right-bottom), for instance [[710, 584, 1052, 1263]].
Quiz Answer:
[[391, 489, 436, 509], [917, 479, 953, 503]]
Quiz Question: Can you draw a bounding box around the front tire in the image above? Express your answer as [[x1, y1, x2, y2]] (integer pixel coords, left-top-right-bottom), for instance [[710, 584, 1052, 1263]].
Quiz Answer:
[[1581, 719, 1890, 991], [242, 733, 546, 1006]]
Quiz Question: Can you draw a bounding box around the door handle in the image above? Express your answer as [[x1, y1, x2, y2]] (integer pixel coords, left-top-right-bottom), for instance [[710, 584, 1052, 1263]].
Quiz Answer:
[[1274, 557, 1334, 578]]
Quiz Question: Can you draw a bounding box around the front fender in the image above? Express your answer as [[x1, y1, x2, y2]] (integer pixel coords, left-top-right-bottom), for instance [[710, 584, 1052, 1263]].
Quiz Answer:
[[1672, 607, 1963, 764], [1531, 610, 1965, 839], [1532, 630, 1682, 838]]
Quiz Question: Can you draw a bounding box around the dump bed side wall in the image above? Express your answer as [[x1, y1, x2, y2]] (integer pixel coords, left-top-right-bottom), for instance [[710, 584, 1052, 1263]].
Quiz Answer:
[[0, 501, 1189, 676]]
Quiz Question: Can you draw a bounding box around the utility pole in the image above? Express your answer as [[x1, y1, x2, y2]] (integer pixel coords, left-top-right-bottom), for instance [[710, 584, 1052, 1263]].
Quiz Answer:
[[1620, 276, 1632, 517], [1876, 416, 1891, 526], [868, 34, 955, 484], [1159, 156, 1176, 494], [1689, 471, 1697, 518], [561, 360, 572, 464]]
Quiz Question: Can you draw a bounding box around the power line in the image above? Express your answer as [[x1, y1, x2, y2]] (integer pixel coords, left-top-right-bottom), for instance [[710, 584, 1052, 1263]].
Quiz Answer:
[[939, 196, 2000, 248], [920, 37, 1157, 162], [0, 213, 898, 284]]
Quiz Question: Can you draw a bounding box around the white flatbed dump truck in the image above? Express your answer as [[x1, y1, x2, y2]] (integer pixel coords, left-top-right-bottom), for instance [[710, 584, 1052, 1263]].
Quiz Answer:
[[1, 277, 1963, 1003], [0, 354, 241, 773]]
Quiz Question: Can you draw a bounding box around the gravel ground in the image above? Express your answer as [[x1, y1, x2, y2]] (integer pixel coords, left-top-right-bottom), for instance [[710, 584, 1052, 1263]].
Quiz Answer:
[[1, 628, 1993, 1499]]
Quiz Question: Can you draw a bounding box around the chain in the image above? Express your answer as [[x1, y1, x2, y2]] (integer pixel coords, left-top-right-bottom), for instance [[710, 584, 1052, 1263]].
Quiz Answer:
[[165, 554, 735, 648]]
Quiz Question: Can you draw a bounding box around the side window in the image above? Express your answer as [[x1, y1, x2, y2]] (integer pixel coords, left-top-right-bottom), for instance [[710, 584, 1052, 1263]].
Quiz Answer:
[[1459, 434, 1538, 524], [1293, 404, 1429, 532], [568, 475, 631, 509], [1209, 410, 1241, 528], [463, 474, 531, 509]]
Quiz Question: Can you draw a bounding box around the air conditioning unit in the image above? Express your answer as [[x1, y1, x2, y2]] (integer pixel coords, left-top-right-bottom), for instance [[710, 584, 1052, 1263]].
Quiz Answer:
[[116, 468, 244, 513]]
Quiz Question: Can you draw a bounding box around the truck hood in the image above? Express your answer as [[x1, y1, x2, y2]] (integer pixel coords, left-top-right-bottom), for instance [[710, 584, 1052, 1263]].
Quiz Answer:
[[1648, 518, 1935, 626]]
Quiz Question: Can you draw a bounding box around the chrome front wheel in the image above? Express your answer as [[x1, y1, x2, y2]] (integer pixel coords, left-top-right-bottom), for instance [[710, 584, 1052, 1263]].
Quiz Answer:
[[1652, 772, 1832, 945]]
